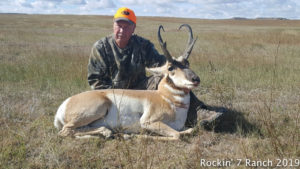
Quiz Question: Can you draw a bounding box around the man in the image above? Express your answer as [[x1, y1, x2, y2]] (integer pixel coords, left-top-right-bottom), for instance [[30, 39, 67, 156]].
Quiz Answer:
[[87, 7, 221, 127]]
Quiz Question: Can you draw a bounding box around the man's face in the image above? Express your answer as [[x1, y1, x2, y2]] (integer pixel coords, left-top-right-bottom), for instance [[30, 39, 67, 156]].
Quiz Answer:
[[113, 20, 136, 47]]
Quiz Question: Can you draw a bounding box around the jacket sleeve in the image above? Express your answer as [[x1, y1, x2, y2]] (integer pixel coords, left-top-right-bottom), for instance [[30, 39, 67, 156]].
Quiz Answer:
[[87, 41, 112, 89], [143, 41, 166, 68]]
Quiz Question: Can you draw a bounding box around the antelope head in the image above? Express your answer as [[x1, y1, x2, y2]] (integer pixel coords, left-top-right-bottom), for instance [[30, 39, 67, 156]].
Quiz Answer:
[[149, 24, 200, 91]]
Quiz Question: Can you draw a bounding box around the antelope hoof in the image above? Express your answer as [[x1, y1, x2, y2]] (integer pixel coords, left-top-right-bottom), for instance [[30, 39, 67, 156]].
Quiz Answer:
[[180, 128, 194, 135]]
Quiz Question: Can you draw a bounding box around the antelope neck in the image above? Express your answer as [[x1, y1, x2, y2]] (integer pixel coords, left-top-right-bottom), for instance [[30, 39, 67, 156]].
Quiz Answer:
[[158, 76, 190, 108]]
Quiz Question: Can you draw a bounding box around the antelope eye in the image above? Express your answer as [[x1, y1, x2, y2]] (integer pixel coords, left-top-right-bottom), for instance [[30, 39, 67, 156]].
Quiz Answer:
[[168, 66, 174, 71]]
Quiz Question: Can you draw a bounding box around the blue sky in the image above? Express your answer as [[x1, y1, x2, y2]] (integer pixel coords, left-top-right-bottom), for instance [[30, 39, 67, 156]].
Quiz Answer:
[[0, 0, 299, 19]]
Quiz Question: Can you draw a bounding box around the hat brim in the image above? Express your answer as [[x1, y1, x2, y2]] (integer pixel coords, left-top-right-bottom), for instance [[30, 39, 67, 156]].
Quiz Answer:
[[114, 18, 135, 25]]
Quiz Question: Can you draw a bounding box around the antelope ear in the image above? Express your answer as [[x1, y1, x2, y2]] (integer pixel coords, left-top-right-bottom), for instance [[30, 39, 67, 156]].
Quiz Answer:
[[176, 56, 189, 67], [146, 66, 164, 76], [175, 56, 185, 62], [146, 62, 168, 76]]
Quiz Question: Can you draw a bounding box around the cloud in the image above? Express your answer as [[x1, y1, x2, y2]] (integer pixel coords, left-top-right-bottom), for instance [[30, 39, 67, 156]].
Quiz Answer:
[[118, 0, 187, 17], [119, 0, 186, 6], [16, 0, 33, 8], [0, 0, 299, 19], [80, 0, 116, 12], [43, 0, 63, 2], [64, 0, 87, 5], [31, 1, 58, 10], [117, 0, 250, 18], [144, 0, 300, 19], [119, 0, 139, 5]]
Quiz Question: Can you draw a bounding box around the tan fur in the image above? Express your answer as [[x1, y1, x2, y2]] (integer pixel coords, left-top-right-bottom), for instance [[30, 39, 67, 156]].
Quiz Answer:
[[56, 78, 193, 140]]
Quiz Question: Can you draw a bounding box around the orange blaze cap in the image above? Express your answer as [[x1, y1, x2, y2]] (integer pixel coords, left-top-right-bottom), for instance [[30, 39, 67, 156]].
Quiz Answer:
[[114, 7, 136, 24]]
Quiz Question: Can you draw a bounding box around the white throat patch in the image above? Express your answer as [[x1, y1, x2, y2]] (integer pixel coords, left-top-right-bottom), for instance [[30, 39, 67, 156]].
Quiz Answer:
[[164, 84, 184, 95]]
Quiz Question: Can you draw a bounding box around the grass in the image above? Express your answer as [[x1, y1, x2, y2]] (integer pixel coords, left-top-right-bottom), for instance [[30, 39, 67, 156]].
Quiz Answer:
[[1, 14, 300, 168]]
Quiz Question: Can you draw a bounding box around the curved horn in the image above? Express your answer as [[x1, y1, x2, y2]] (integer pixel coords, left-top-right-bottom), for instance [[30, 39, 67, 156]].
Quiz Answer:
[[178, 24, 197, 60], [158, 25, 173, 62]]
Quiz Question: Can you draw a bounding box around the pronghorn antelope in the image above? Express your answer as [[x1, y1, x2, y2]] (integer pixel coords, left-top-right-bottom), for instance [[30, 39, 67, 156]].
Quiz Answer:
[[54, 24, 199, 140]]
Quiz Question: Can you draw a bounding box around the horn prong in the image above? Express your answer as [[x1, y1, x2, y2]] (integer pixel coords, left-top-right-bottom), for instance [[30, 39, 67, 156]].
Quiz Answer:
[[178, 24, 197, 60]]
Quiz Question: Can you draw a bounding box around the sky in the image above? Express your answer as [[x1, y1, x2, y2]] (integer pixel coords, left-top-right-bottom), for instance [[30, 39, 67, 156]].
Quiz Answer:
[[0, 0, 299, 19]]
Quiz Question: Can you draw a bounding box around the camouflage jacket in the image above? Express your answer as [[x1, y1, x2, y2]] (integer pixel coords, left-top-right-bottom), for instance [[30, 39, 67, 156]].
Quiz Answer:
[[88, 34, 166, 90]]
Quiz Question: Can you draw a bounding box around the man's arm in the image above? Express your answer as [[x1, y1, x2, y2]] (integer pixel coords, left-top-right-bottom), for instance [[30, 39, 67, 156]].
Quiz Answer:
[[87, 41, 112, 89]]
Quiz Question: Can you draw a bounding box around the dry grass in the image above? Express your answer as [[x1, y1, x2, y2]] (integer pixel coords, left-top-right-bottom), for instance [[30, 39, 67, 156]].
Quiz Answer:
[[1, 14, 300, 168]]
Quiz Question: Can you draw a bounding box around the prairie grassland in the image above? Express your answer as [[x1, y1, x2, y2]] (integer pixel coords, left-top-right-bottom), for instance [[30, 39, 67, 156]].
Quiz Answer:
[[0, 14, 300, 168]]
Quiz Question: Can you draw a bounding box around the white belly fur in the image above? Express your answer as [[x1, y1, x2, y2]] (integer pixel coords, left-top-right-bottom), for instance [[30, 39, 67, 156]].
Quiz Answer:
[[166, 93, 190, 130], [89, 93, 147, 133]]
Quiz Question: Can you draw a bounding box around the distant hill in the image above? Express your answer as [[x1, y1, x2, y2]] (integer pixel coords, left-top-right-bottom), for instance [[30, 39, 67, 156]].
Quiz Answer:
[[0, 13, 28, 15], [232, 17, 249, 20], [232, 17, 289, 20], [255, 17, 289, 20]]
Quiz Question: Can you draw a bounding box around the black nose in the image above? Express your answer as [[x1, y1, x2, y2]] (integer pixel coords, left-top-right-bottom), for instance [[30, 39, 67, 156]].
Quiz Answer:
[[192, 76, 200, 83], [185, 69, 200, 84]]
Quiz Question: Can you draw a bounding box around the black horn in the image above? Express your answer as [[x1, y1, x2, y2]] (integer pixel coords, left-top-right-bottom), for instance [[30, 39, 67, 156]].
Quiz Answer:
[[158, 25, 173, 62], [178, 24, 197, 60]]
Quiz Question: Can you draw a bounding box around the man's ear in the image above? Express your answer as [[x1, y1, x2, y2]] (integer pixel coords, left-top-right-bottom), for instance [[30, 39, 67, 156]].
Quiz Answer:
[[131, 24, 136, 33]]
